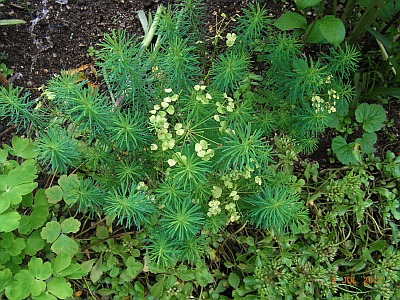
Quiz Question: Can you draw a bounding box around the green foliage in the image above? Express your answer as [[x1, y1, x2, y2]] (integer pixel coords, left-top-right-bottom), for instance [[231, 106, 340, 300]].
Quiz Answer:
[[1, 2, 399, 299], [35, 127, 79, 174], [103, 183, 156, 229], [160, 198, 205, 241], [240, 185, 308, 231]]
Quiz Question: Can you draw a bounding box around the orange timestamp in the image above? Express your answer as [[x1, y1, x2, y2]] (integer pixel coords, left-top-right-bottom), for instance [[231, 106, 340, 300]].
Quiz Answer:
[[331, 275, 385, 286]]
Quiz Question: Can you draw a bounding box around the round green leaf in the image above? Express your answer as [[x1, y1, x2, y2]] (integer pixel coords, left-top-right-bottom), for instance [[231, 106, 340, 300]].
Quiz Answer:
[[45, 186, 64, 204], [318, 15, 345, 46], [41, 221, 62, 243], [60, 217, 81, 234], [0, 195, 11, 214], [331, 136, 359, 165], [0, 211, 21, 232], [355, 103, 387, 132], [47, 277, 73, 299], [274, 12, 307, 30]]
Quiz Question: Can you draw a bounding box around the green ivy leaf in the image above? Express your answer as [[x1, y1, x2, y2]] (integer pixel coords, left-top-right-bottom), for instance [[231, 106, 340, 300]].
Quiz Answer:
[[47, 277, 73, 299], [41, 221, 62, 243], [274, 12, 307, 30], [228, 272, 240, 289], [51, 234, 80, 256], [60, 217, 80, 234], [295, 0, 322, 10], [332, 136, 359, 165], [0, 211, 21, 232], [318, 15, 345, 46], [355, 103, 387, 132]]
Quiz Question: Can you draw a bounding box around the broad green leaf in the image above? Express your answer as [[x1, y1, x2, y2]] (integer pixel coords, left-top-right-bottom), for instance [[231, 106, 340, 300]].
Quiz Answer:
[[0, 268, 12, 292], [30, 204, 50, 230], [355, 103, 387, 132], [356, 132, 377, 154], [150, 278, 165, 298], [228, 272, 240, 289], [60, 217, 81, 234], [51, 234, 79, 255], [274, 12, 307, 30], [45, 186, 64, 204], [318, 15, 345, 46], [332, 136, 359, 165], [5, 237, 25, 256], [7, 159, 38, 189], [90, 256, 103, 283], [41, 221, 62, 243], [28, 257, 52, 280], [0, 148, 8, 163], [0, 211, 21, 232], [9, 136, 38, 159], [47, 277, 73, 299], [6, 271, 32, 299], [96, 225, 109, 239], [295, 0, 322, 10], [57, 174, 79, 205], [0, 195, 11, 214], [51, 253, 72, 275], [25, 230, 46, 256], [306, 20, 324, 44]]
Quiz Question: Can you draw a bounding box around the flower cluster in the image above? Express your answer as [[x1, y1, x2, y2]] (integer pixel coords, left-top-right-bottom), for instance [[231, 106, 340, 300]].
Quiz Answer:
[[195, 139, 215, 161], [149, 89, 179, 151], [214, 93, 235, 133], [311, 94, 336, 114]]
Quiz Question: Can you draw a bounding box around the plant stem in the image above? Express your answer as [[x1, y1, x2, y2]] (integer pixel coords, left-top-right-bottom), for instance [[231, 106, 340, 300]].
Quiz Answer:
[[347, 0, 387, 45]]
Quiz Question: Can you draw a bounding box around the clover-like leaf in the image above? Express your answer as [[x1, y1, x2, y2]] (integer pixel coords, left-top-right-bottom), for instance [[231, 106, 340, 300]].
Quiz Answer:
[[125, 257, 143, 279], [0, 268, 12, 292], [0, 195, 10, 214], [355, 103, 387, 132], [41, 221, 62, 243], [0, 211, 21, 232], [8, 136, 38, 159], [47, 277, 73, 299], [51, 234, 79, 256], [45, 185, 64, 204], [51, 253, 72, 275], [332, 136, 359, 165], [28, 257, 52, 280], [61, 217, 81, 234]]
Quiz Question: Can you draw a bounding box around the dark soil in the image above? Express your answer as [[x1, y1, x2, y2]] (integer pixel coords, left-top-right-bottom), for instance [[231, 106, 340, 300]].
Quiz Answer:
[[1, 0, 399, 156]]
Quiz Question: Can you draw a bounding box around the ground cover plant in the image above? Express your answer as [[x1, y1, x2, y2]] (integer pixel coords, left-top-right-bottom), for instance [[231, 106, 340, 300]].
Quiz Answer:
[[0, 0, 400, 299]]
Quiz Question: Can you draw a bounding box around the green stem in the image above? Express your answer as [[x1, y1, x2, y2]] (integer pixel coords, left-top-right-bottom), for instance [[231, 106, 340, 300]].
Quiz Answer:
[[141, 5, 165, 50], [347, 0, 387, 45], [341, 0, 357, 28]]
